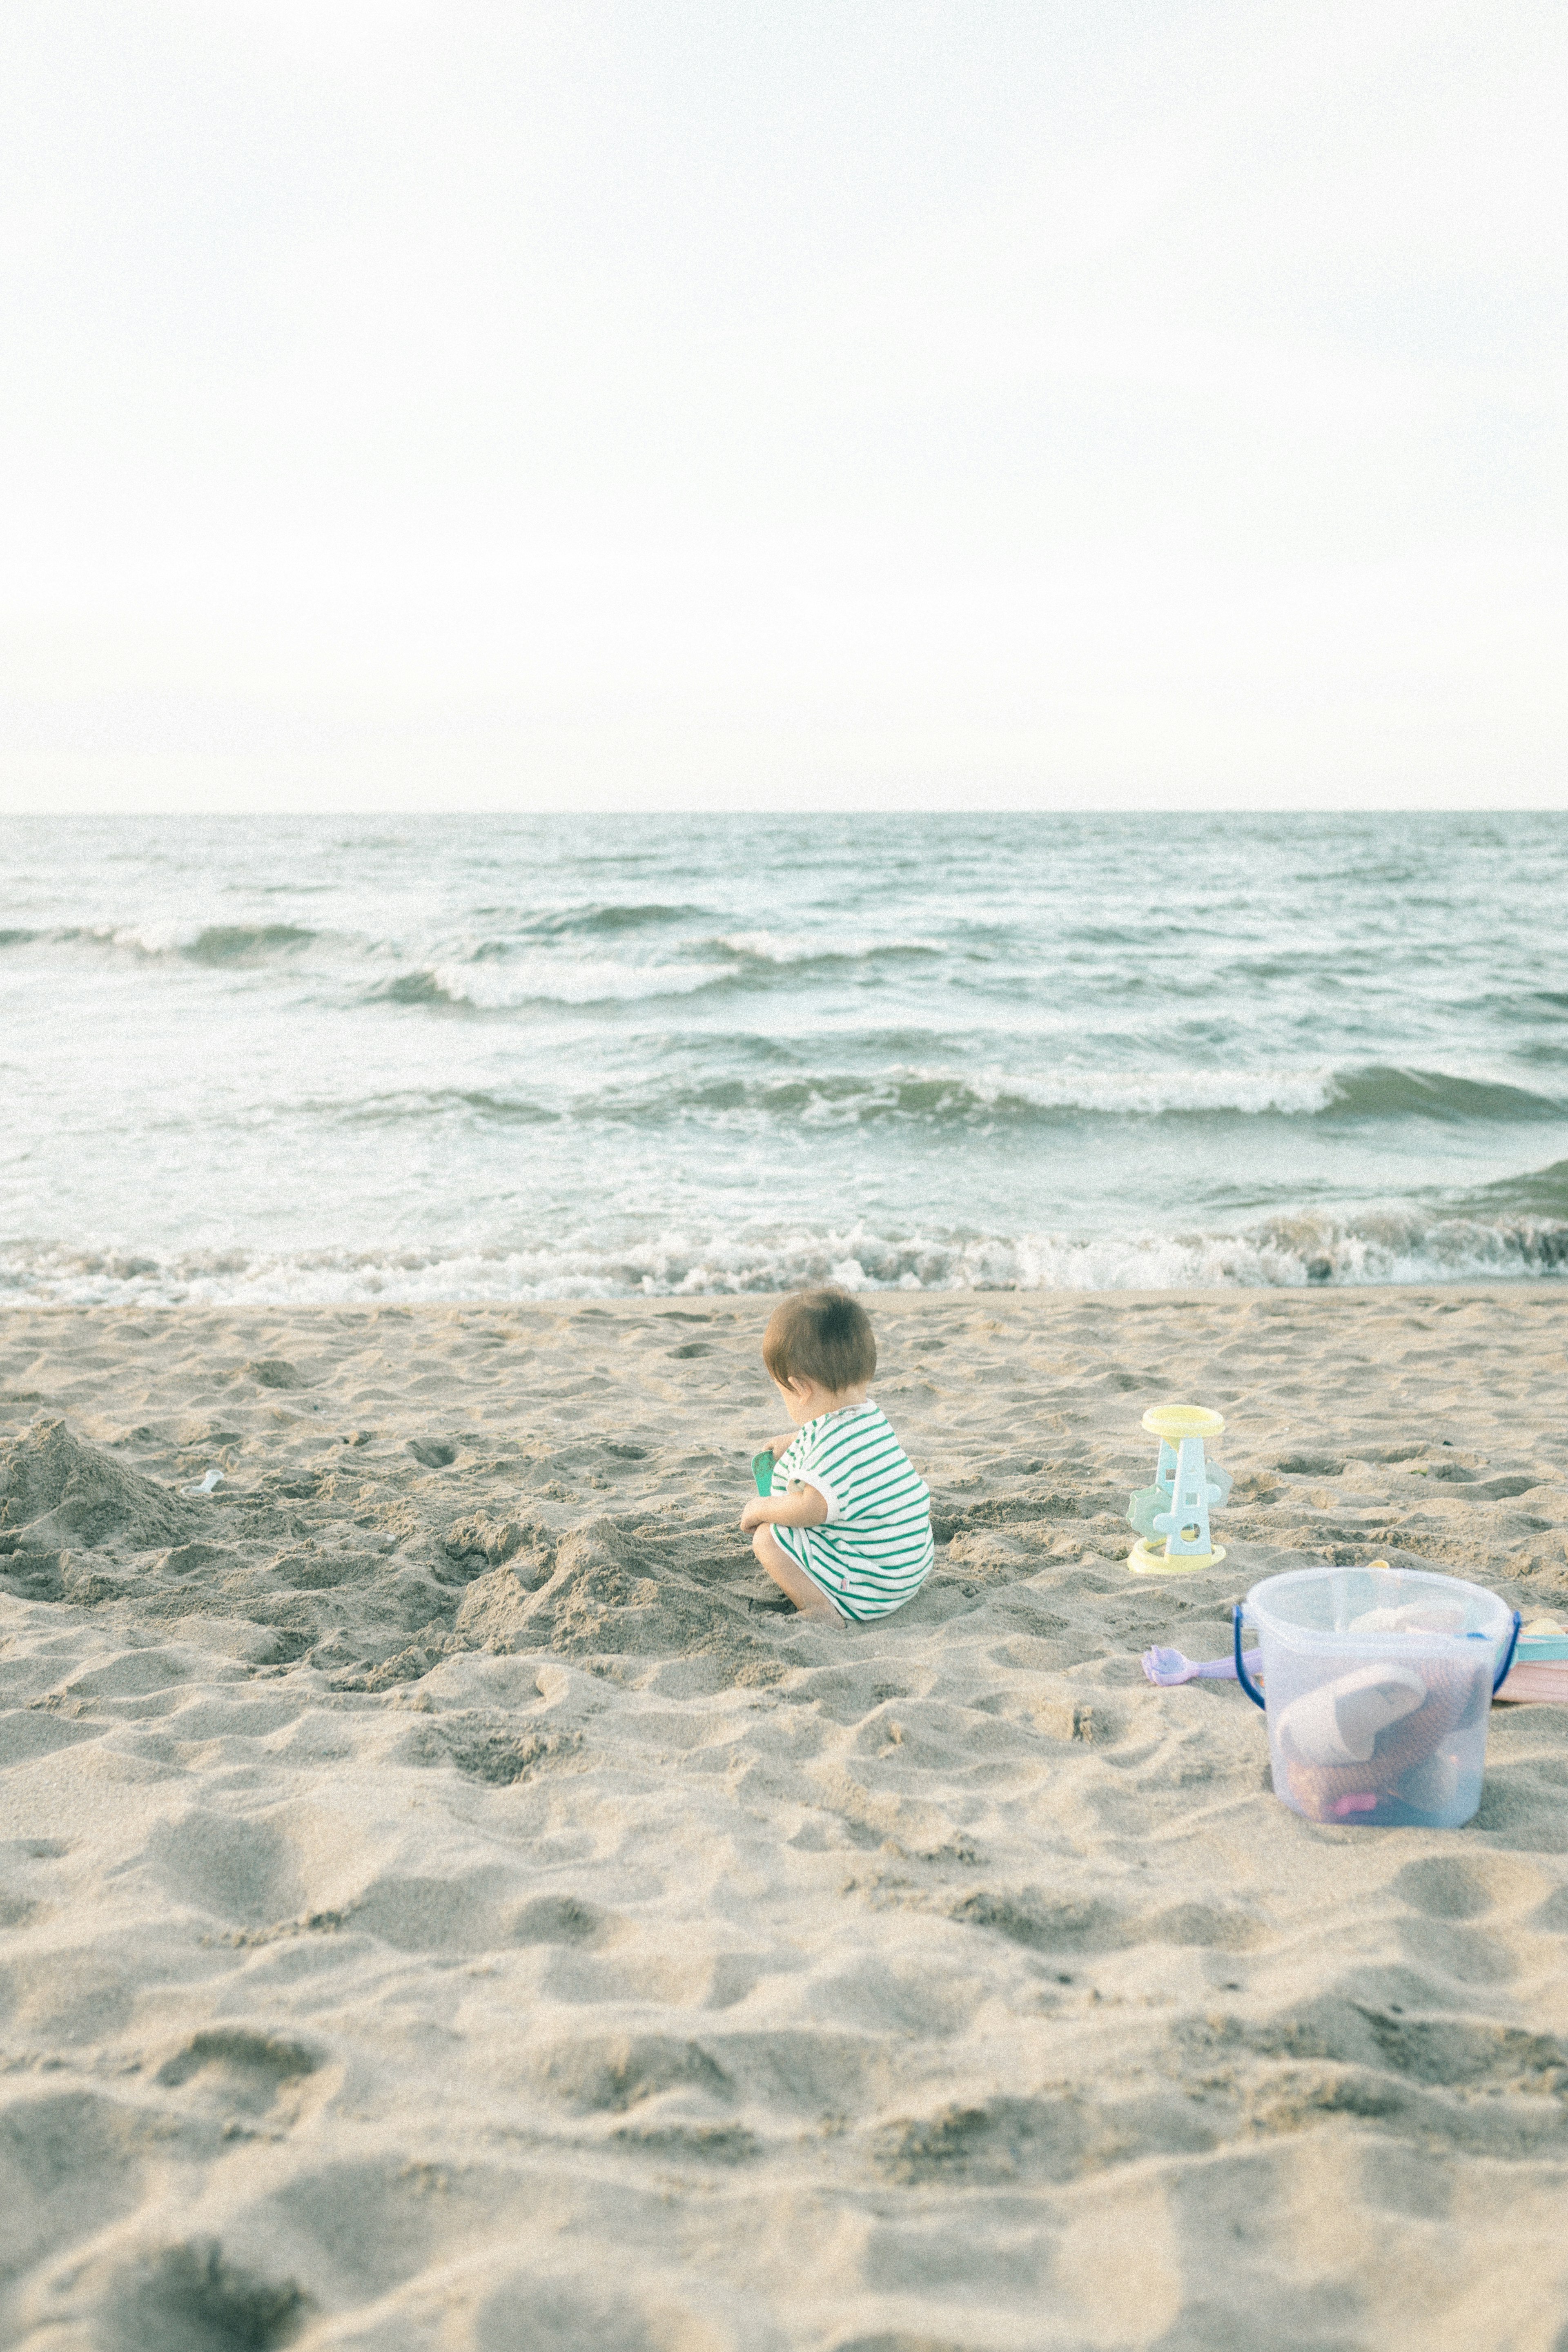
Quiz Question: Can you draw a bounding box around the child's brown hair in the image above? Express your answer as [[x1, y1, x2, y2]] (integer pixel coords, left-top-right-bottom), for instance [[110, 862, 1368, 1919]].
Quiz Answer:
[[762, 1287, 877, 1394]]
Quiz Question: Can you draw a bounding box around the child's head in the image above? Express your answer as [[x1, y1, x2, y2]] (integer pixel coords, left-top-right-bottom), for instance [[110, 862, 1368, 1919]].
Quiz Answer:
[[762, 1287, 877, 1403]]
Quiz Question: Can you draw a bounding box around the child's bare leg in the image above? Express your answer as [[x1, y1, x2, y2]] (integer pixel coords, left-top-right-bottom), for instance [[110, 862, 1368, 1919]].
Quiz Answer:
[[752, 1526, 844, 1623]]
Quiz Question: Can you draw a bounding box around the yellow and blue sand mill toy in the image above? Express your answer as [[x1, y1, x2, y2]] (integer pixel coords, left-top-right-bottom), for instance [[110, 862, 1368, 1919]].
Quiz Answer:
[[1127, 1405, 1232, 1573]]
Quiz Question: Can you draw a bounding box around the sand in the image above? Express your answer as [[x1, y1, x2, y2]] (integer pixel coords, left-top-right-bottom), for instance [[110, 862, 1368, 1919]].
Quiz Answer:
[[2, 1287, 1568, 2351]]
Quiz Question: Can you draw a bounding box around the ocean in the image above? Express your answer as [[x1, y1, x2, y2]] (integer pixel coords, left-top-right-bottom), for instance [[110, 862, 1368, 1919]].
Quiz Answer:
[[4, 811, 1566, 1305]]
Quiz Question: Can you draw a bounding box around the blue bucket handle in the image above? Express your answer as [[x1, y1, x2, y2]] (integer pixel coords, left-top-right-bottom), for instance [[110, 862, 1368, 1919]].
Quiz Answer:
[[1492, 1610, 1522, 1696], [1233, 1603, 1266, 1709], [1232, 1601, 1522, 1712]]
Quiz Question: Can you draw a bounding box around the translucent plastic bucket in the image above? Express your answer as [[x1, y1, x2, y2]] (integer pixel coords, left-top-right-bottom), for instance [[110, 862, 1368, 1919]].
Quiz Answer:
[[1234, 1565, 1520, 1829]]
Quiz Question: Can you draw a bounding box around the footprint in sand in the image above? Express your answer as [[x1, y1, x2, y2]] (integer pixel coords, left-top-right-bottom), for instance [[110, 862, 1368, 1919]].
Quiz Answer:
[[157, 2027, 321, 2118], [53, 2241, 309, 2352], [405, 1437, 457, 1468]]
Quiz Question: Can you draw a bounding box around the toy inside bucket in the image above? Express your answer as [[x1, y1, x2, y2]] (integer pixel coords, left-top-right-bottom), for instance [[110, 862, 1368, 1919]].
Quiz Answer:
[[1233, 1564, 1520, 1829]]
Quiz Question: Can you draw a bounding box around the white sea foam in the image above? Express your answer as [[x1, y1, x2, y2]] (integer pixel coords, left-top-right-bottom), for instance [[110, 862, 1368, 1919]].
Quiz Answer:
[[4, 1211, 1564, 1308], [420, 953, 735, 1009], [29, 922, 734, 1010], [653, 1065, 1343, 1129], [858, 1065, 1339, 1120], [85, 919, 211, 958], [1014, 1067, 1341, 1117], [714, 929, 941, 965]]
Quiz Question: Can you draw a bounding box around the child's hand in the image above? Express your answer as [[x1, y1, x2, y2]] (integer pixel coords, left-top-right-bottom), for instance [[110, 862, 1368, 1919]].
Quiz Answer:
[[739, 1497, 768, 1534], [769, 1433, 795, 1458]]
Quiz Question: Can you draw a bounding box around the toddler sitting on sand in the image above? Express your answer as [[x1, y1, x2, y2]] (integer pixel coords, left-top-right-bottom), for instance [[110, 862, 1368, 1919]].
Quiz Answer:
[[739, 1288, 933, 1624]]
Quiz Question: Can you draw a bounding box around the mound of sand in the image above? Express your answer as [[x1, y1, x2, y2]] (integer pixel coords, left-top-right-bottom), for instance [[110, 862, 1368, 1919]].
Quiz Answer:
[[0, 1415, 198, 1550]]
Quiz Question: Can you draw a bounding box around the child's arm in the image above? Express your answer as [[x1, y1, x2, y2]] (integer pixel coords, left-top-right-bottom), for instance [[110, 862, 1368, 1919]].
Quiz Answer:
[[739, 1481, 829, 1534]]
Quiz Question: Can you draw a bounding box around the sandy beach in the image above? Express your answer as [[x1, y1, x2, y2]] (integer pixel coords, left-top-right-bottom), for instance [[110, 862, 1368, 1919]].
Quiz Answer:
[[3, 1285, 1568, 2350]]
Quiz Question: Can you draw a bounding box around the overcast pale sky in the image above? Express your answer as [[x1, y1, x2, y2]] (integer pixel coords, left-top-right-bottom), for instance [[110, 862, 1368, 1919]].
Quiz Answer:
[[1, 2, 1563, 813]]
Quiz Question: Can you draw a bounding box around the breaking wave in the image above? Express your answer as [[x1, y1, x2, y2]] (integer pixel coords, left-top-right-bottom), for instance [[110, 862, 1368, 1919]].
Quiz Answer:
[[6, 1207, 1566, 1307], [1325, 1066, 1563, 1123], [365, 955, 736, 1009], [333, 1064, 1566, 1131], [607, 1067, 1341, 1125], [71, 921, 322, 962]]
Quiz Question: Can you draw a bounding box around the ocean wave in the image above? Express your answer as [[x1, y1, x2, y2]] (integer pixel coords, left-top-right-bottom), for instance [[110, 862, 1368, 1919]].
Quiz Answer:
[[368, 970, 457, 1008], [315, 1089, 559, 1127], [520, 901, 709, 938], [242, 1059, 1568, 1131], [9, 920, 325, 964], [1466, 1156, 1568, 1217], [598, 1067, 1341, 1126], [183, 923, 318, 964], [8, 916, 948, 1007], [85, 922, 201, 958], [367, 939, 953, 1011], [298, 1063, 1342, 1127], [366, 955, 736, 1010], [7, 1208, 1565, 1307], [1479, 987, 1568, 1027], [176, 1064, 1335, 1131], [710, 931, 944, 968], [1324, 1065, 1564, 1123]]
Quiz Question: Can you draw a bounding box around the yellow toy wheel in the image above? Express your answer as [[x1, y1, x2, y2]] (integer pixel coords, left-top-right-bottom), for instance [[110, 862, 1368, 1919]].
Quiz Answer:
[[1127, 1537, 1227, 1575], [1141, 1404, 1225, 1441]]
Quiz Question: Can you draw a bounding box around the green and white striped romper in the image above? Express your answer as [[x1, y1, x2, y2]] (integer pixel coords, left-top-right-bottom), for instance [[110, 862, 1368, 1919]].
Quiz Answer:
[[769, 1400, 933, 1624]]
